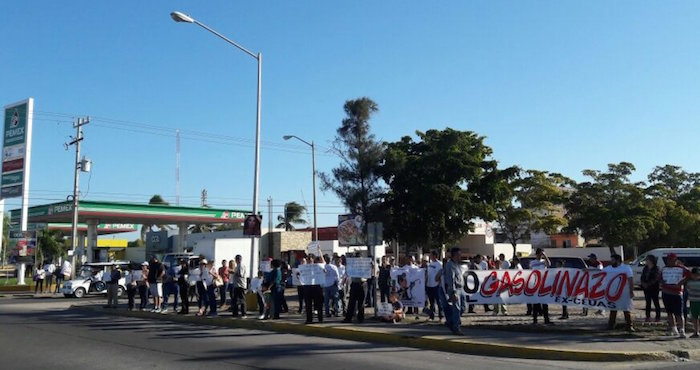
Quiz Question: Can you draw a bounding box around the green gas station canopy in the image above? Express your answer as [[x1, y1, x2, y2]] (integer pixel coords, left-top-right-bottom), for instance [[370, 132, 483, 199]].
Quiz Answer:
[[11, 200, 250, 226]]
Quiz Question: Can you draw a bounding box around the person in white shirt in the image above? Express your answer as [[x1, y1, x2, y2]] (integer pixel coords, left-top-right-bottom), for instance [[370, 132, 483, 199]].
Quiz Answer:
[[498, 254, 511, 270], [530, 248, 552, 325], [469, 255, 492, 313], [425, 250, 443, 320], [604, 254, 635, 332], [336, 257, 347, 315], [125, 264, 138, 310], [231, 255, 248, 318], [323, 255, 341, 317], [250, 271, 265, 319], [493, 255, 510, 316], [44, 262, 56, 293], [34, 264, 46, 294]]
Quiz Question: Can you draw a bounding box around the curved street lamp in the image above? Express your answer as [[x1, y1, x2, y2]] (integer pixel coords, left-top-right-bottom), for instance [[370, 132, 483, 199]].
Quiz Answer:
[[171, 11, 262, 278], [283, 135, 318, 242]]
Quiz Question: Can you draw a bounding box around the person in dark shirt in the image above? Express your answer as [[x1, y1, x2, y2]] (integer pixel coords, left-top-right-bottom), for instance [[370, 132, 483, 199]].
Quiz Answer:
[[104, 266, 121, 309], [641, 255, 662, 322], [177, 259, 190, 314], [148, 257, 165, 313]]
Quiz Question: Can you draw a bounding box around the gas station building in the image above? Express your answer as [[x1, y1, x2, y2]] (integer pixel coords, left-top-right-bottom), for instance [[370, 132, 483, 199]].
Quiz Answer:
[[11, 200, 250, 262]]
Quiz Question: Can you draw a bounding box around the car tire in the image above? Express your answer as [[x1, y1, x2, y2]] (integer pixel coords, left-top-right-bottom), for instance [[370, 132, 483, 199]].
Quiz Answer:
[[94, 281, 106, 292], [74, 287, 86, 299]]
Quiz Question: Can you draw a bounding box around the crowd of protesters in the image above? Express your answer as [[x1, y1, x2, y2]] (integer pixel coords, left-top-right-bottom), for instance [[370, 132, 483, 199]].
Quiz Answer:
[[100, 247, 700, 339]]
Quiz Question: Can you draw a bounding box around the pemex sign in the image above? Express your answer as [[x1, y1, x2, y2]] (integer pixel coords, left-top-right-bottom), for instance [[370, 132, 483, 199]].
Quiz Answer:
[[2, 98, 33, 199]]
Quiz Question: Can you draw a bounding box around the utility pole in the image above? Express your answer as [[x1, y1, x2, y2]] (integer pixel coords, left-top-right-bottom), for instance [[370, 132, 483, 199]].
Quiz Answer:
[[267, 196, 273, 258], [176, 129, 180, 206], [201, 189, 208, 207], [66, 116, 89, 278]]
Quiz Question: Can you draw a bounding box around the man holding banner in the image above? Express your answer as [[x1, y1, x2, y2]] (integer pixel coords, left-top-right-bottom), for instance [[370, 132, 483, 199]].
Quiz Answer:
[[443, 248, 465, 335], [604, 254, 635, 332]]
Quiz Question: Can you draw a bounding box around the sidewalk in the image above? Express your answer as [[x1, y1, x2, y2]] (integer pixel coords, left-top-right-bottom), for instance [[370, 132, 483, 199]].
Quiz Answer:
[[73, 296, 700, 362]]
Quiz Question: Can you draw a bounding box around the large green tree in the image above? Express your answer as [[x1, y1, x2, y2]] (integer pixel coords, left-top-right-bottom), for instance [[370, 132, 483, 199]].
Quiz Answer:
[[379, 128, 501, 249], [320, 97, 384, 237], [494, 169, 571, 258], [566, 162, 656, 255], [644, 165, 700, 249], [276, 201, 308, 231]]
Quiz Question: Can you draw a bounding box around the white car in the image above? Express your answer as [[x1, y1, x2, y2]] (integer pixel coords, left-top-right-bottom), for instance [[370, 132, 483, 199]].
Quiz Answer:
[[62, 261, 130, 298]]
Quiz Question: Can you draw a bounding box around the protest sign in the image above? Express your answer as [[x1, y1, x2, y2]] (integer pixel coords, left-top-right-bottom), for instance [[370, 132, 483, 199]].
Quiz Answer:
[[292, 268, 301, 286], [259, 260, 271, 273], [662, 267, 686, 285], [390, 267, 425, 307], [346, 257, 372, 279], [298, 264, 326, 286], [375, 302, 394, 317], [464, 268, 632, 310]]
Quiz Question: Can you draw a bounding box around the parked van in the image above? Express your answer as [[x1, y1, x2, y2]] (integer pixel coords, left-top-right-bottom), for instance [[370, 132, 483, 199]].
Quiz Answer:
[[630, 248, 700, 286]]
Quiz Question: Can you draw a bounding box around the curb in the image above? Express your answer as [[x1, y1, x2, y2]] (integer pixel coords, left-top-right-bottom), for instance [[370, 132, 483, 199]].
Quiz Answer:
[[0, 286, 31, 292], [72, 305, 676, 362]]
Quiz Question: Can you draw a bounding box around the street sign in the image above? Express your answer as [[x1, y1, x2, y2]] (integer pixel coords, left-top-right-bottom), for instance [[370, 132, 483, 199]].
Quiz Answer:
[[2, 99, 33, 200]]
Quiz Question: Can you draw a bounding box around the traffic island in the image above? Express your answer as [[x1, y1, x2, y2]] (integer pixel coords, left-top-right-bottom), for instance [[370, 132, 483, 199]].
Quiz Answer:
[[73, 305, 682, 362]]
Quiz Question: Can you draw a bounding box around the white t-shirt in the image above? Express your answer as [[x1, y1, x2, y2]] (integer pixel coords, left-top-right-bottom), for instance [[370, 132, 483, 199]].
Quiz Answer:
[[426, 260, 442, 288], [323, 263, 339, 288], [603, 263, 633, 278], [250, 277, 263, 293], [479, 260, 488, 270], [61, 261, 72, 276], [500, 260, 511, 270], [530, 259, 547, 270], [46, 263, 56, 274]]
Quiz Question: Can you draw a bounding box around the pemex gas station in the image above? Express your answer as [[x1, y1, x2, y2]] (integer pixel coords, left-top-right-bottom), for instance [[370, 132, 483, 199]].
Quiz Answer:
[[9, 200, 250, 263]]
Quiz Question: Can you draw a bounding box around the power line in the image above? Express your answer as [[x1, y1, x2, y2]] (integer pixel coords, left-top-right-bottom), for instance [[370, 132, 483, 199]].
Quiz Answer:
[[33, 110, 338, 157]]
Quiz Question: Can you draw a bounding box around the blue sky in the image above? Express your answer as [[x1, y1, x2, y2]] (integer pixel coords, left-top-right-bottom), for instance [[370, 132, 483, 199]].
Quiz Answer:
[[2, 1, 699, 233]]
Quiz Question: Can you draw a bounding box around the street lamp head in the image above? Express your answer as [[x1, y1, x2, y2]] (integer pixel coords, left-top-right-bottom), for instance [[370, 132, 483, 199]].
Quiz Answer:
[[282, 135, 293, 140], [170, 11, 195, 23]]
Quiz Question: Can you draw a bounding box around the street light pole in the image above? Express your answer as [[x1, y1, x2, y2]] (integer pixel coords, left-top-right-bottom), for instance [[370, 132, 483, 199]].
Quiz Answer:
[[283, 135, 318, 242], [171, 11, 262, 279]]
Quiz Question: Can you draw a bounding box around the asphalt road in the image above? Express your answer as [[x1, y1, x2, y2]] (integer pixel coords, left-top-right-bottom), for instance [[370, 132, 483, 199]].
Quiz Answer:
[[0, 295, 695, 370]]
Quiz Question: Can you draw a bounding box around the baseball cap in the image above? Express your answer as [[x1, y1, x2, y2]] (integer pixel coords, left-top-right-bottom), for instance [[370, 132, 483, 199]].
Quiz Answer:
[[667, 253, 678, 259], [587, 253, 597, 259], [141, 261, 149, 266], [200, 259, 208, 265]]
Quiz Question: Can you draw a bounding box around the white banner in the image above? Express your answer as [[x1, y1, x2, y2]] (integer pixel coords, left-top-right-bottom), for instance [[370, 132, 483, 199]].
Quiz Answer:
[[390, 267, 425, 307], [463, 268, 632, 311], [346, 257, 372, 279], [298, 264, 326, 286]]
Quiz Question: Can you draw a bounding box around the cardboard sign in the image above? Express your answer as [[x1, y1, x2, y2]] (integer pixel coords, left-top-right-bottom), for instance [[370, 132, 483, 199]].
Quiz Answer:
[[297, 264, 326, 286], [376, 302, 394, 317], [292, 268, 301, 286], [662, 267, 686, 285], [259, 260, 271, 273], [390, 267, 426, 307], [346, 257, 372, 279]]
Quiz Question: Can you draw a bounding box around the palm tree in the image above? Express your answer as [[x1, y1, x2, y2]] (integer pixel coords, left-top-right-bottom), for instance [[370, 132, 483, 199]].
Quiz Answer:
[[276, 202, 308, 231], [141, 194, 171, 240]]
